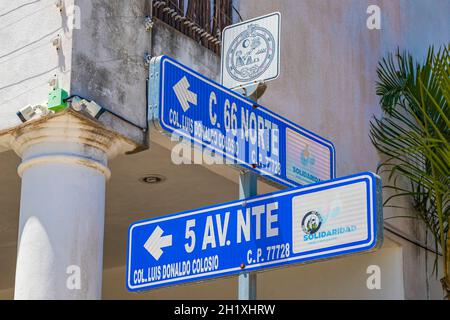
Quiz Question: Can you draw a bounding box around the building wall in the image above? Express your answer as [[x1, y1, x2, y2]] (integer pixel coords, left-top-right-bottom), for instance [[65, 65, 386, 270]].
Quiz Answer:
[[0, 0, 448, 300], [71, 0, 151, 147], [236, 0, 449, 299], [152, 20, 221, 83], [0, 0, 74, 138]]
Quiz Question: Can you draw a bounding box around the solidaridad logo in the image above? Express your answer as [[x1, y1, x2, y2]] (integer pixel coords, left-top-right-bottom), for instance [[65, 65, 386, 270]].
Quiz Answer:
[[301, 210, 358, 242], [301, 210, 322, 235], [225, 23, 275, 82]]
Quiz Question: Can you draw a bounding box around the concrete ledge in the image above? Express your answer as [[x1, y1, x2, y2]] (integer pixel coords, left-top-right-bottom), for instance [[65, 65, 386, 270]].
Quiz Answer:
[[0, 109, 140, 157]]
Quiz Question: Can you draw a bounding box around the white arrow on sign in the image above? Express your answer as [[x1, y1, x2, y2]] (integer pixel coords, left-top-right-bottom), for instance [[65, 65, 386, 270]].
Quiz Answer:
[[173, 76, 197, 112], [143, 226, 172, 261]]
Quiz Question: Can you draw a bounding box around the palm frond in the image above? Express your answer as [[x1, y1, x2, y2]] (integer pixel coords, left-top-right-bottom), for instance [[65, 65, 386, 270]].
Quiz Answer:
[[370, 45, 450, 280]]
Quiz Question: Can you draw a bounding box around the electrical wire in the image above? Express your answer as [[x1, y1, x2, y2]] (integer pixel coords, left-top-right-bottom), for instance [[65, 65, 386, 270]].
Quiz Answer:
[[383, 221, 442, 256], [232, 4, 243, 22], [63, 95, 147, 132]]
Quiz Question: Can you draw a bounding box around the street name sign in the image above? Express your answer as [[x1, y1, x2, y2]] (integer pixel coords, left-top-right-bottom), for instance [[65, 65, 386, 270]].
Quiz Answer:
[[221, 12, 281, 89], [126, 172, 383, 291], [148, 55, 336, 188]]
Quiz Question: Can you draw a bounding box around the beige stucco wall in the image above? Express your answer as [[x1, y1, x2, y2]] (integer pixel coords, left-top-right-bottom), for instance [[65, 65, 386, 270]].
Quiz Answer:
[[236, 0, 449, 299]]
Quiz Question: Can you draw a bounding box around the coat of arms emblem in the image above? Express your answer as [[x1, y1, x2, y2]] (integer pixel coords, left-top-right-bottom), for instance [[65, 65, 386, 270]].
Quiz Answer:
[[225, 23, 276, 83], [302, 211, 323, 235]]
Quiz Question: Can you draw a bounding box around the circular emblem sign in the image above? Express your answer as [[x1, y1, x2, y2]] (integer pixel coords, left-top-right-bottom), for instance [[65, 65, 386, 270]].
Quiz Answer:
[[225, 24, 276, 83], [301, 211, 322, 235]]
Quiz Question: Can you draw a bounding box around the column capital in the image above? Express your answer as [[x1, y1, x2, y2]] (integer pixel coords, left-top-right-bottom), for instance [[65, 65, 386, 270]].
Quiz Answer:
[[7, 109, 139, 179], [9, 109, 138, 157]]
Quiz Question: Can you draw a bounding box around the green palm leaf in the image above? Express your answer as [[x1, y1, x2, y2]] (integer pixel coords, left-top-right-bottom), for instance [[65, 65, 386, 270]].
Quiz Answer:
[[370, 45, 450, 298]]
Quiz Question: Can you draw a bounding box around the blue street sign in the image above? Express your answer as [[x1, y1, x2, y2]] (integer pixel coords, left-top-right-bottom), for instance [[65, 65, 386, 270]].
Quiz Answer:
[[126, 172, 383, 292], [148, 55, 336, 188]]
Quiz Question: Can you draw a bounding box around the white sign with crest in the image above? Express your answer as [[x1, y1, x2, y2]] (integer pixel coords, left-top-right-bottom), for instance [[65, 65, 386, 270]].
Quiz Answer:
[[221, 12, 281, 89]]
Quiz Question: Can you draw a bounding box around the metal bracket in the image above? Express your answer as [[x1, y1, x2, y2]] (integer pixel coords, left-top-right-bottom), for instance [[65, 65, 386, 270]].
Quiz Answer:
[[144, 16, 154, 32], [249, 82, 267, 101], [234, 81, 267, 101], [144, 52, 152, 69], [55, 0, 64, 12]]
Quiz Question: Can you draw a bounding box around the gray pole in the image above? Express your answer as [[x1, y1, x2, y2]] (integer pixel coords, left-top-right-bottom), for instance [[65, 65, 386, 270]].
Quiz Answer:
[[238, 170, 257, 300], [237, 82, 266, 300]]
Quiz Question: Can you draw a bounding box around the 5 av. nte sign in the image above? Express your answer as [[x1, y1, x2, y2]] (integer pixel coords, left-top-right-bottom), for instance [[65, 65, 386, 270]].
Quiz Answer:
[[127, 172, 383, 291]]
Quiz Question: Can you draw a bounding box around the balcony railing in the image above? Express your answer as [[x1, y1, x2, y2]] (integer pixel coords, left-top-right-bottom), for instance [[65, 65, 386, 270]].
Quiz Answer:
[[152, 0, 234, 54]]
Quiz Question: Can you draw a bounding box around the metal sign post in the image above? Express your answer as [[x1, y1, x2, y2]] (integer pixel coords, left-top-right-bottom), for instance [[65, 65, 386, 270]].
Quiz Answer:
[[238, 169, 257, 300], [222, 11, 281, 298], [236, 82, 266, 300]]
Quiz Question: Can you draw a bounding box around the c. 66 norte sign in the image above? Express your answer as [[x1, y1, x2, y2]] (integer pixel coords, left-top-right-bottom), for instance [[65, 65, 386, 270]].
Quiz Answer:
[[148, 55, 336, 188], [126, 172, 383, 291]]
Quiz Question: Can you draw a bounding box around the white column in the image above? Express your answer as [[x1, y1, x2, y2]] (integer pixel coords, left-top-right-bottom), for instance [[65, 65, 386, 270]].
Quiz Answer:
[[10, 112, 136, 300]]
